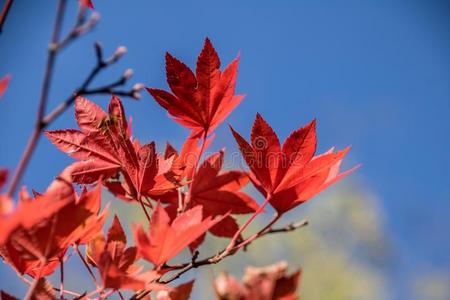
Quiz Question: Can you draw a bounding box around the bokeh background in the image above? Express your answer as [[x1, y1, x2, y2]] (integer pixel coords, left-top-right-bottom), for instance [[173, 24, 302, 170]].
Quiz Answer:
[[1, 0, 450, 299]]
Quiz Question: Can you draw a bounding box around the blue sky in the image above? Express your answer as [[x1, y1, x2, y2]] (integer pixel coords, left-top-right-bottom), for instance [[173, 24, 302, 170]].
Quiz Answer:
[[1, 0, 449, 298]]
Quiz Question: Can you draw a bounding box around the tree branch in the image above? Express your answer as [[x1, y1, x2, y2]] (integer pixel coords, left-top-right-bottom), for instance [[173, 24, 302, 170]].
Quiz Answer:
[[130, 218, 308, 300], [19, 276, 82, 298], [6, 6, 140, 197], [6, 0, 67, 197], [0, 0, 13, 34]]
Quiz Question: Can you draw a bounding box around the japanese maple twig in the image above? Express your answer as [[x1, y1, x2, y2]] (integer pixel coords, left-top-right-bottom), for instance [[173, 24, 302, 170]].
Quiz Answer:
[[20, 276, 81, 297], [195, 130, 209, 171], [75, 245, 100, 288], [42, 46, 138, 126], [6, 0, 69, 196], [137, 195, 152, 222], [177, 187, 184, 214], [23, 260, 45, 300], [0, 0, 13, 33], [241, 218, 308, 251], [131, 218, 308, 300], [75, 245, 98, 286], [57, 7, 98, 51], [219, 193, 272, 258], [184, 129, 208, 212], [59, 257, 64, 300], [117, 290, 126, 300], [6, 8, 138, 196], [99, 289, 116, 299]]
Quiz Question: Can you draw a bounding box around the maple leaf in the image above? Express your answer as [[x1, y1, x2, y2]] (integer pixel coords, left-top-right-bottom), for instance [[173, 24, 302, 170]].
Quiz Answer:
[[134, 203, 227, 268], [147, 38, 243, 137], [214, 261, 301, 300], [0, 290, 19, 300], [79, 0, 94, 9], [0, 174, 107, 277], [214, 272, 248, 300], [86, 215, 166, 291], [186, 150, 259, 240], [189, 151, 258, 216], [0, 74, 11, 99], [149, 134, 215, 205], [231, 113, 358, 214], [46, 96, 176, 201], [156, 280, 194, 300], [0, 169, 13, 216]]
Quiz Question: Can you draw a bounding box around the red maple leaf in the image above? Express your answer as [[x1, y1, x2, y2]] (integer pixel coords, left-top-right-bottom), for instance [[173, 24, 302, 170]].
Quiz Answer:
[[0, 290, 19, 300], [147, 38, 243, 137], [0, 74, 11, 98], [134, 203, 227, 268], [86, 215, 166, 291], [0, 169, 13, 216], [231, 113, 358, 214], [0, 174, 107, 277], [160, 150, 259, 250], [214, 261, 301, 300], [187, 150, 259, 239], [0, 169, 7, 191], [156, 280, 194, 300], [79, 0, 94, 9], [46, 96, 175, 201], [150, 134, 214, 205]]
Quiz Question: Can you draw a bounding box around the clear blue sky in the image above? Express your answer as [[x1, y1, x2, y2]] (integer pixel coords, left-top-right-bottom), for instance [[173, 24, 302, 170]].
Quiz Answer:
[[1, 0, 449, 299]]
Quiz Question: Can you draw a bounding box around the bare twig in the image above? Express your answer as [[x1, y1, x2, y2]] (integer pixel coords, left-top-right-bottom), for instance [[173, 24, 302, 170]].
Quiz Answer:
[[130, 218, 308, 300], [6, 5, 140, 196], [265, 219, 309, 234], [59, 257, 64, 300], [75, 245, 100, 288], [6, 0, 67, 197], [57, 8, 99, 51], [217, 193, 273, 260], [19, 276, 82, 297], [42, 44, 139, 127], [0, 0, 13, 33]]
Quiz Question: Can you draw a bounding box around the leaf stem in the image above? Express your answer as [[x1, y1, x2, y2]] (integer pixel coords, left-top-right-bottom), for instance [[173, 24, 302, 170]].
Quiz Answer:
[[60, 257, 64, 300], [23, 259, 47, 300], [19, 275, 81, 297], [184, 129, 208, 211], [75, 245, 99, 288], [137, 195, 152, 223], [221, 193, 272, 257]]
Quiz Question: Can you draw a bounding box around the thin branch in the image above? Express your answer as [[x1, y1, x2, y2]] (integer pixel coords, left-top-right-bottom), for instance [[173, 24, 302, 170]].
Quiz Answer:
[[42, 45, 137, 127], [6, 0, 67, 197], [6, 9, 139, 196], [20, 276, 82, 297], [0, 0, 14, 33], [75, 245, 100, 288], [59, 257, 64, 300], [117, 290, 125, 300], [137, 196, 152, 223], [130, 218, 308, 300], [57, 9, 99, 51], [265, 219, 309, 234], [218, 193, 272, 259], [23, 260, 46, 300]]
